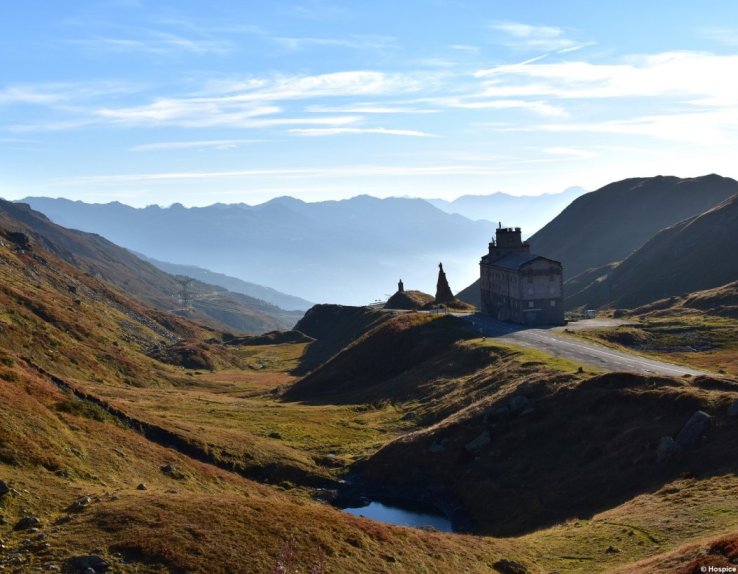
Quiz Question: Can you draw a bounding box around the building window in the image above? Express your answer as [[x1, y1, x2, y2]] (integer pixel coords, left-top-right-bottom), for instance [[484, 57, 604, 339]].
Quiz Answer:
[[528, 301, 534, 308], [550, 300, 556, 307]]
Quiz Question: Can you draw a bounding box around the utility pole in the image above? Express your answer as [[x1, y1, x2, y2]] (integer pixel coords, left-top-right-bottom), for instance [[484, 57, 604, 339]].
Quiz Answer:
[[175, 277, 194, 309]]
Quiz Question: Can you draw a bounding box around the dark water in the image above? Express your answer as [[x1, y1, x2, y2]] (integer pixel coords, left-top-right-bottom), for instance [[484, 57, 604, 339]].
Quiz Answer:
[[343, 501, 453, 532]]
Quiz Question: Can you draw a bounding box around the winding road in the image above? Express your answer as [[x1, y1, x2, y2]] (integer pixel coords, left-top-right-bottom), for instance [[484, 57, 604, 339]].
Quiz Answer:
[[463, 315, 710, 377]]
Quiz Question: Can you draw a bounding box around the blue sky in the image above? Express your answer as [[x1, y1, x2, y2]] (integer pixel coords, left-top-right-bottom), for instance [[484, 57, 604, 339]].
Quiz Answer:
[[2, 0, 738, 206]]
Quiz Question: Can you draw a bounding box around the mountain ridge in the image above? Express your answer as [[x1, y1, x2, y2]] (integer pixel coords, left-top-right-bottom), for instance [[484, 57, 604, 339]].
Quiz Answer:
[[21, 195, 496, 304], [566, 192, 738, 309]]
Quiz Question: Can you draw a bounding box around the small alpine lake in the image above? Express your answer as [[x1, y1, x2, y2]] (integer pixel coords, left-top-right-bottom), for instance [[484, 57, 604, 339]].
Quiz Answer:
[[342, 500, 454, 532]]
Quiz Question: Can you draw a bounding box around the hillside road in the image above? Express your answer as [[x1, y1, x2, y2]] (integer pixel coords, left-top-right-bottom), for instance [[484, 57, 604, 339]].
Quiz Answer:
[[463, 315, 710, 377]]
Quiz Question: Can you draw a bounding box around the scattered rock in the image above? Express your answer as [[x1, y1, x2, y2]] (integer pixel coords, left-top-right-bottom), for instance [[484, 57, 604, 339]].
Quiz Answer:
[[493, 559, 528, 574], [13, 516, 41, 531], [464, 431, 491, 455], [160, 464, 186, 480], [268, 431, 282, 439], [656, 436, 682, 463], [727, 400, 738, 418], [675, 410, 711, 448], [136, 483, 147, 491], [429, 442, 447, 454], [605, 545, 620, 554], [508, 396, 529, 415], [65, 555, 110, 573], [69, 496, 93, 512], [0, 480, 8, 496]]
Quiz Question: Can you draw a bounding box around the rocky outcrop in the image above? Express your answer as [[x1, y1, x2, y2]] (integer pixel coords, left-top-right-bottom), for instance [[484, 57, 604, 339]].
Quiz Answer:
[[65, 555, 110, 573], [464, 431, 491, 455], [656, 436, 681, 463], [675, 410, 711, 448]]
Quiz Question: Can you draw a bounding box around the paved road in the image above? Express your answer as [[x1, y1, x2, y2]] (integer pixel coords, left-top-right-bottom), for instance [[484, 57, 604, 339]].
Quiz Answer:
[[463, 314, 709, 377]]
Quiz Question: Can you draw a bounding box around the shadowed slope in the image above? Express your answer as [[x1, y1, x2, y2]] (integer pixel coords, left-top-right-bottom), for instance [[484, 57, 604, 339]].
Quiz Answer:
[[567, 193, 738, 309]]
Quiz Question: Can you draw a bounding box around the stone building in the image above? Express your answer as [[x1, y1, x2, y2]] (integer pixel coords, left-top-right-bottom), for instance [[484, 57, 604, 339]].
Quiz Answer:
[[480, 226, 564, 325]]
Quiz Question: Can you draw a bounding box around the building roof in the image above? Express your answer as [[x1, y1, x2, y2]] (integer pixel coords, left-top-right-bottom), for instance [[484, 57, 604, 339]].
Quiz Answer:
[[482, 252, 561, 271]]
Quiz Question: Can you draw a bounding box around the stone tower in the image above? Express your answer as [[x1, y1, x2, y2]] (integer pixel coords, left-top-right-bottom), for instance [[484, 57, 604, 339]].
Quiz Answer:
[[435, 262, 454, 303], [398, 278, 404, 293]]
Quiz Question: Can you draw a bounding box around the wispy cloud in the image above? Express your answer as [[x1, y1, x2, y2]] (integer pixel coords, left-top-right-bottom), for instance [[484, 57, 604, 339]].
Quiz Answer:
[[543, 146, 598, 159], [289, 127, 437, 137], [449, 44, 480, 54], [60, 164, 510, 185], [505, 108, 738, 145], [129, 139, 265, 151], [306, 103, 436, 114], [0, 81, 144, 108], [94, 100, 280, 126], [489, 22, 590, 53], [700, 27, 738, 46], [0, 86, 64, 105], [474, 51, 738, 103], [274, 34, 397, 51], [70, 30, 232, 55], [198, 71, 425, 101], [21, 71, 428, 130], [437, 96, 567, 118]]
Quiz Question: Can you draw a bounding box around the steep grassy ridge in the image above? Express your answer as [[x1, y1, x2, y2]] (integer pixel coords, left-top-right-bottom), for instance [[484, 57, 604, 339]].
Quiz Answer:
[[567, 194, 738, 310]]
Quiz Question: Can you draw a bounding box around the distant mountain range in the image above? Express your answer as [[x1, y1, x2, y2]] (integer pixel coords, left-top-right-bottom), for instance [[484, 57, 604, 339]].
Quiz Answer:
[[426, 186, 586, 233], [0, 200, 301, 333], [21, 195, 496, 305], [138, 255, 313, 311], [457, 174, 738, 308]]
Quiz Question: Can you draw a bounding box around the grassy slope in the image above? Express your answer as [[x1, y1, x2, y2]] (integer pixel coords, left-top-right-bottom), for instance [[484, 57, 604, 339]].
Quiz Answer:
[[1, 360, 530, 574]]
